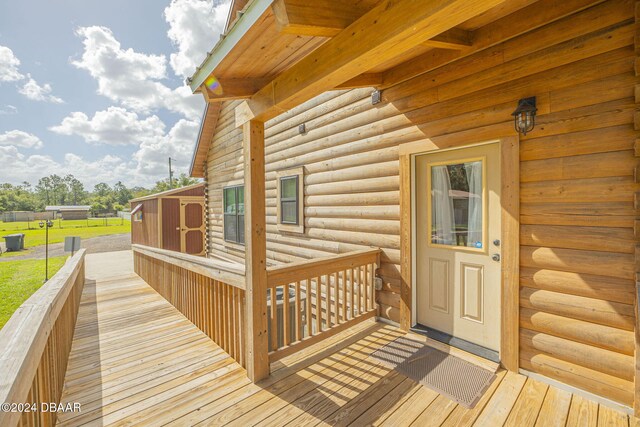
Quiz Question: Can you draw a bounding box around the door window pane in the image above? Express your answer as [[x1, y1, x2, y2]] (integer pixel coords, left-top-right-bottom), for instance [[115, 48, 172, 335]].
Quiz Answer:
[[430, 160, 483, 248]]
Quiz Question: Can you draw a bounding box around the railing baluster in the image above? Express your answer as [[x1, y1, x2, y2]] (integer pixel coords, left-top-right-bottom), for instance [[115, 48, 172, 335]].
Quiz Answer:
[[333, 272, 339, 325], [363, 264, 368, 312], [315, 276, 322, 333], [232, 287, 237, 362], [349, 268, 355, 320], [306, 279, 313, 337], [360, 266, 365, 314], [295, 281, 302, 342], [283, 284, 290, 347], [270, 286, 277, 351], [342, 270, 347, 322], [325, 274, 331, 329], [371, 262, 376, 309], [225, 282, 229, 351], [356, 266, 361, 317]]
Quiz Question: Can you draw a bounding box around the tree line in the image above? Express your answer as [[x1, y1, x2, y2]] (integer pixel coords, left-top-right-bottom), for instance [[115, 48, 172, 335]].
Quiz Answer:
[[0, 173, 199, 214]]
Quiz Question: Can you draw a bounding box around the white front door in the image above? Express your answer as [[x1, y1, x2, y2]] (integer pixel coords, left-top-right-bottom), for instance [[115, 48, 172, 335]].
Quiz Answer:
[[415, 142, 501, 353]]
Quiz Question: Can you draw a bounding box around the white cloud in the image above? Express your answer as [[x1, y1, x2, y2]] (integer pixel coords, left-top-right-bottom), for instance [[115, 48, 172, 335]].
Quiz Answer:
[[0, 45, 64, 104], [72, 26, 203, 119], [18, 74, 64, 104], [0, 105, 17, 115], [0, 145, 24, 161], [0, 130, 43, 149], [133, 118, 198, 176], [164, 0, 230, 79], [0, 148, 133, 188], [0, 45, 23, 82], [11, 108, 202, 187], [50, 107, 166, 146]]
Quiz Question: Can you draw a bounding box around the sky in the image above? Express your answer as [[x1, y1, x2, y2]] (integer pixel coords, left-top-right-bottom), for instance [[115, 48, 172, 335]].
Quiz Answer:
[[0, 0, 231, 189]]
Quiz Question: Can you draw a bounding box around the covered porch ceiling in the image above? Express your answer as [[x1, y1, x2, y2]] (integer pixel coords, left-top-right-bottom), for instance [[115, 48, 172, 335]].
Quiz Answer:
[[188, 0, 547, 176], [188, 0, 542, 107]]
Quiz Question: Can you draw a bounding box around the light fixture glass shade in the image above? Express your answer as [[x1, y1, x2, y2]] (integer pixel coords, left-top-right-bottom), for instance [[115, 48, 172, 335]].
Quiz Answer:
[[512, 97, 537, 135]]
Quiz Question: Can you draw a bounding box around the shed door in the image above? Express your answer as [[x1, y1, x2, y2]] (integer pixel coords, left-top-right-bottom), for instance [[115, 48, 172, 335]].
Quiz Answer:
[[180, 199, 205, 255], [415, 142, 501, 353]]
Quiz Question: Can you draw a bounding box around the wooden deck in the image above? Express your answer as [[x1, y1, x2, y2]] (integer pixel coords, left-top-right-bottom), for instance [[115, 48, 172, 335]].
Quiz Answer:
[[57, 272, 635, 426]]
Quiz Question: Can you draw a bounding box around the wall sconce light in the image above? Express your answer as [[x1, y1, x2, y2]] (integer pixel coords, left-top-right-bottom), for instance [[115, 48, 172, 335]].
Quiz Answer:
[[298, 123, 306, 135], [512, 97, 537, 135], [371, 89, 381, 105]]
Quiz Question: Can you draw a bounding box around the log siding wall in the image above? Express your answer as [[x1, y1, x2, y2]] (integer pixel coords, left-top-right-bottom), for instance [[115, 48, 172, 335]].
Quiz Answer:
[[204, 0, 638, 406]]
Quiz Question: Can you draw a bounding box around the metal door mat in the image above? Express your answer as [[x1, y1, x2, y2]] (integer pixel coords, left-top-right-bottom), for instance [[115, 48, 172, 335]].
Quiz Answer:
[[370, 336, 496, 408]]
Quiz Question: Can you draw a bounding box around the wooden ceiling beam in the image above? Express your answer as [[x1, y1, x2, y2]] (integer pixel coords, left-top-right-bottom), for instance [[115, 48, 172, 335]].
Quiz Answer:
[[199, 78, 271, 102], [273, 0, 475, 51], [382, 0, 607, 88], [272, 0, 369, 37], [335, 73, 383, 89], [236, 0, 506, 126], [421, 28, 474, 50]]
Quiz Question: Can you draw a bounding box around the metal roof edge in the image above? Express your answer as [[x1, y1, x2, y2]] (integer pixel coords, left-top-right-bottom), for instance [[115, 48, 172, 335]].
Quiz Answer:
[[129, 182, 205, 203], [190, 105, 210, 177], [189, 0, 273, 92]]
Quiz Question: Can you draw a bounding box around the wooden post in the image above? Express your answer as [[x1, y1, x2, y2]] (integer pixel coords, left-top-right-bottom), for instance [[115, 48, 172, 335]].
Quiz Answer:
[[634, 1, 640, 417], [243, 119, 270, 382], [399, 154, 412, 331]]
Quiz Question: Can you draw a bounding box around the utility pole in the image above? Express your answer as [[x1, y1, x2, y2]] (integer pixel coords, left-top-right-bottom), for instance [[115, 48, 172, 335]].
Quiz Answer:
[[168, 157, 174, 189]]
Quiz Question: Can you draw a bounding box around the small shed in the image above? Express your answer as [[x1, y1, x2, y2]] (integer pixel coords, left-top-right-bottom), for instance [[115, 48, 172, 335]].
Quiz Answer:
[[45, 206, 91, 220], [129, 183, 205, 256]]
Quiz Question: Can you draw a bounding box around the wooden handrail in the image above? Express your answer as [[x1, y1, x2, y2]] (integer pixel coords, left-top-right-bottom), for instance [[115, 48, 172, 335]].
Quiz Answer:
[[0, 249, 86, 427], [267, 248, 381, 286], [134, 249, 247, 367], [265, 248, 381, 362], [132, 244, 245, 289]]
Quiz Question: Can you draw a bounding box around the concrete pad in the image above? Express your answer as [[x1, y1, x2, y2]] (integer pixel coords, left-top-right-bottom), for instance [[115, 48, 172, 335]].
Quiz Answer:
[[85, 250, 134, 281]]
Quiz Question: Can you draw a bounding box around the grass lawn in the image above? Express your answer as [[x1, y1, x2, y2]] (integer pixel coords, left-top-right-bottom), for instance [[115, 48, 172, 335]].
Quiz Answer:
[[0, 219, 131, 248], [0, 256, 67, 329]]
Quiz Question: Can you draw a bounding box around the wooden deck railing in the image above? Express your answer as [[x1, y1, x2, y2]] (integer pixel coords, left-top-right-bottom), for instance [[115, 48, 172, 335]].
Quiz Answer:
[[132, 244, 247, 366], [0, 250, 86, 427], [132, 245, 380, 375], [266, 248, 381, 361]]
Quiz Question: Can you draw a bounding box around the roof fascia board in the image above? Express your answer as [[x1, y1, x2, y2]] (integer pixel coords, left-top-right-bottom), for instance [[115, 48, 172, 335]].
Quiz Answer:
[[190, 105, 210, 177], [189, 0, 273, 92], [129, 182, 204, 203]]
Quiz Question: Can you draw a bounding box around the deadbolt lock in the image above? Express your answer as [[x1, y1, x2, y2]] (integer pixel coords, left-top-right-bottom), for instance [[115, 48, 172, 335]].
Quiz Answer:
[[493, 239, 501, 246]]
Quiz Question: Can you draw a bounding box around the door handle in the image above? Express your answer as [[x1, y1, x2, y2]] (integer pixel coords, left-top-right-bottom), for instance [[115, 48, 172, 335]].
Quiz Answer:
[[492, 253, 501, 262]]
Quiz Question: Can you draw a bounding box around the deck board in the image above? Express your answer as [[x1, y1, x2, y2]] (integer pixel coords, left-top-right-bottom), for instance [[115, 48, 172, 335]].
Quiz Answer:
[[58, 272, 634, 426]]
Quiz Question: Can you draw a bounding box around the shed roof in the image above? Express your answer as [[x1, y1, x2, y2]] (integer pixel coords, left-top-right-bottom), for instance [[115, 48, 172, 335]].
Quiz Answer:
[[45, 206, 91, 211], [129, 182, 205, 203]]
